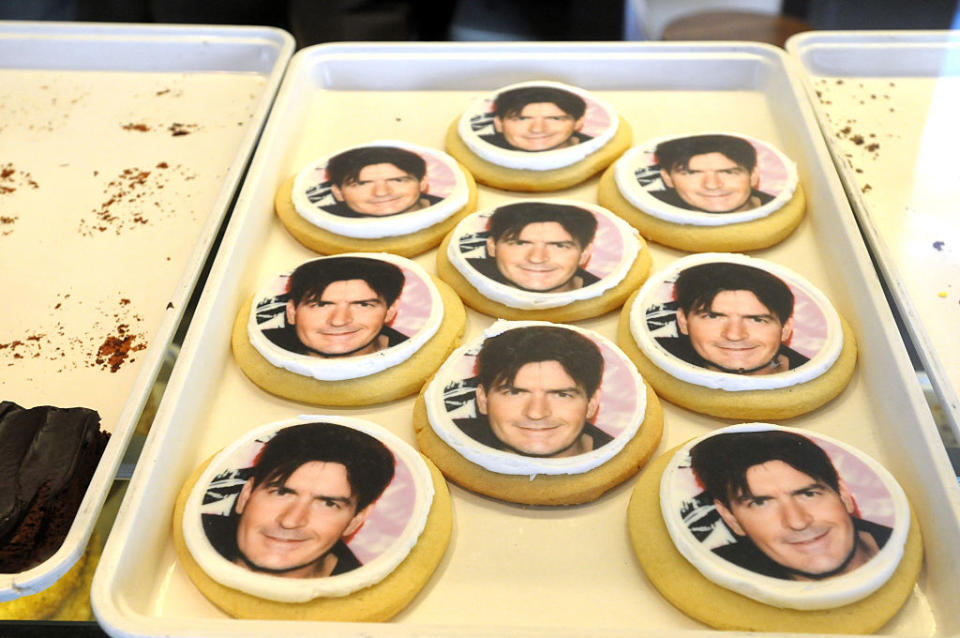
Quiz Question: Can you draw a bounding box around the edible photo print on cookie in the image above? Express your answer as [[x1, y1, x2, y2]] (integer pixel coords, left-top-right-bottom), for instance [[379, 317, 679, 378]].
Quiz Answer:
[[630, 253, 843, 391], [182, 417, 435, 602], [424, 320, 646, 476], [291, 141, 470, 239], [447, 200, 641, 309], [458, 81, 619, 170], [249, 254, 442, 381], [660, 423, 910, 609], [613, 133, 798, 226]]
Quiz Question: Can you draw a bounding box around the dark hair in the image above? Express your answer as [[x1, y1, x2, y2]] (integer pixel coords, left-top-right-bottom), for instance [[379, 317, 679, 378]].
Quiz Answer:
[[689, 429, 840, 509], [287, 256, 405, 309], [249, 422, 396, 512], [326, 146, 427, 187], [487, 202, 598, 249], [476, 326, 604, 398], [492, 86, 587, 120], [674, 262, 795, 325], [655, 134, 758, 174]]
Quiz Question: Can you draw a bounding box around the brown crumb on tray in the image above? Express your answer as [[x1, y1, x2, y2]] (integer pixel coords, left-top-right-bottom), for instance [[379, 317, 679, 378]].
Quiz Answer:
[[122, 122, 151, 132], [1, 294, 149, 373], [95, 325, 147, 373], [168, 122, 198, 136], [0, 163, 40, 195], [78, 163, 196, 235]]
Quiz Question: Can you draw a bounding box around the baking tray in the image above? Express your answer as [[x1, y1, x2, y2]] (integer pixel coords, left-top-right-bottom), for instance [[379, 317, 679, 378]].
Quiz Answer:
[[92, 42, 960, 637], [0, 22, 292, 602], [786, 30, 960, 442]]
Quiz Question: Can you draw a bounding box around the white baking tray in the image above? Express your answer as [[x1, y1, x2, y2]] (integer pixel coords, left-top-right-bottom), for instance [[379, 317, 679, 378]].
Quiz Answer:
[[93, 42, 960, 637], [0, 22, 292, 602], [786, 30, 960, 443]]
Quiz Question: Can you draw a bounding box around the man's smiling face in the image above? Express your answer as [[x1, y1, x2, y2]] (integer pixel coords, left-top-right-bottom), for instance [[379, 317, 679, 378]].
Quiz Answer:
[[234, 461, 368, 578], [476, 360, 599, 457], [494, 102, 583, 151], [286, 279, 397, 357], [662, 152, 759, 213], [677, 289, 791, 373], [487, 222, 591, 292], [331, 163, 427, 216], [714, 460, 858, 577]]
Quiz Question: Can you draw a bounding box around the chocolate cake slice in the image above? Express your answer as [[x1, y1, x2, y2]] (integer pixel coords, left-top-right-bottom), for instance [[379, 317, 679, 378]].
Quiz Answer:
[[0, 402, 109, 573]]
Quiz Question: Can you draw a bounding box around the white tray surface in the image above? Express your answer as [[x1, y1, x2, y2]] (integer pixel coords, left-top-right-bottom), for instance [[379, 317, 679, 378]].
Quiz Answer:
[[95, 42, 960, 637], [787, 30, 960, 441], [0, 22, 291, 600]]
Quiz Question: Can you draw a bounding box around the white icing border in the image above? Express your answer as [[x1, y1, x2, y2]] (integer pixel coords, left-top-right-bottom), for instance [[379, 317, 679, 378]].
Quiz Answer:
[[660, 423, 910, 610], [446, 199, 641, 309], [424, 319, 647, 477], [291, 140, 470, 239], [613, 132, 798, 226], [629, 252, 843, 391], [457, 81, 619, 171], [183, 415, 435, 602], [248, 253, 443, 381]]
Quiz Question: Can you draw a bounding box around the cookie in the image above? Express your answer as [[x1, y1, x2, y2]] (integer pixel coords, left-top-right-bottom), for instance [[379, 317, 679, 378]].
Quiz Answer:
[[628, 424, 923, 633], [415, 321, 663, 505], [437, 199, 651, 321], [445, 81, 632, 191], [598, 132, 805, 251], [275, 140, 478, 257], [173, 417, 452, 621], [618, 253, 857, 419], [232, 253, 465, 406]]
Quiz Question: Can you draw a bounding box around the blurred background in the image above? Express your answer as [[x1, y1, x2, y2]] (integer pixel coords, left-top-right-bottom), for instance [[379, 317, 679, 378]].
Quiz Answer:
[[2, 0, 959, 49]]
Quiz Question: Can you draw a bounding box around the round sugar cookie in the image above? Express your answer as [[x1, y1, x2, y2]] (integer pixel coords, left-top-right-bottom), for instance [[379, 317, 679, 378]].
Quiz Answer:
[[617, 253, 857, 420], [437, 199, 652, 322], [628, 427, 923, 633], [232, 254, 465, 406], [445, 81, 633, 191], [415, 320, 663, 505], [598, 133, 805, 252], [275, 141, 478, 257], [173, 417, 452, 621]]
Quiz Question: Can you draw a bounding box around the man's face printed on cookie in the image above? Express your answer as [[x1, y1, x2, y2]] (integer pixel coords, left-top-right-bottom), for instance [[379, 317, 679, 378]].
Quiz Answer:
[[661, 152, 760, 213], [714, 460, 864, 578], [476, 360, 600, 457], [285, 279, 398, 357], [677, 290, 793, 374], [486, 221, 593, 292], [234, 460, 370, 578], [494, 102, 585, 152], [330, 163, 428, 216]]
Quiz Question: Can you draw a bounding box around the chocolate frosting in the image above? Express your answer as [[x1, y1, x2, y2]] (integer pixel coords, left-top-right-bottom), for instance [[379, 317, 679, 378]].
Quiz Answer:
[[0, 403, 102, 542]]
